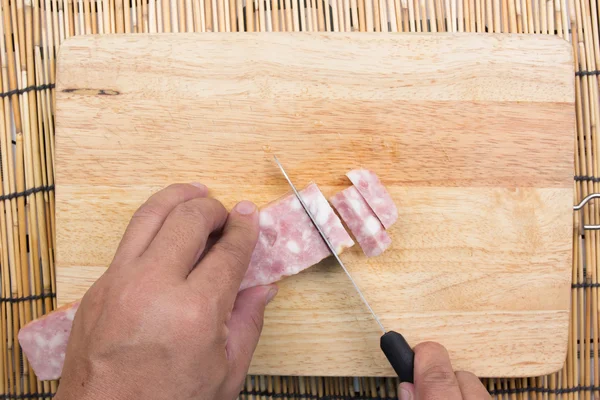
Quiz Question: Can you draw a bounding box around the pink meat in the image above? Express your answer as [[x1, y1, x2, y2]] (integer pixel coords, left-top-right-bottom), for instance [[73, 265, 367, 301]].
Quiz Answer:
[[17, 301, 80, 381], [346, 169, 398, 229], [330, 186, 391, 257], [240, 182, 355, 290]]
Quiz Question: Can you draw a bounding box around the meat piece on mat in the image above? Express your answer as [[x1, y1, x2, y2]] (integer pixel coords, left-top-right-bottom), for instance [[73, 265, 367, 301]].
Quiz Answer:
[[18, 301, 80, 381], [19, 183, 355, 380], [240, 182, 355, 290], [330, 186, 392, 257], [346, 169, 398, 229]]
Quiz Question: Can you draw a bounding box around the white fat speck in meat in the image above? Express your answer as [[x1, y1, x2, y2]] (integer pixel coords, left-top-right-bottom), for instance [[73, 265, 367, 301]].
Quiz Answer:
[[364, 216, 382, 235], [34, 335, 46, 348], [286, 240, 301, 253], [290, 197, 301, 210], [348, 197, 362, 214], [259, 212, 274, 227], [65, 306, 77, 321]]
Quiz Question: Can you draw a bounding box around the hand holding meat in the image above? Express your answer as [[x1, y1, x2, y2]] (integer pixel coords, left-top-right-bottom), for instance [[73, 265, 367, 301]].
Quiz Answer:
[[54, 183, 278, 400], [397, 342, 491, 400]]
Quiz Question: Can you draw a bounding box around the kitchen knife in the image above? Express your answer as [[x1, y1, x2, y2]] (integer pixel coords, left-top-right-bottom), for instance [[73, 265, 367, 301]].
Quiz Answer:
[[272, 155, 415, 383]]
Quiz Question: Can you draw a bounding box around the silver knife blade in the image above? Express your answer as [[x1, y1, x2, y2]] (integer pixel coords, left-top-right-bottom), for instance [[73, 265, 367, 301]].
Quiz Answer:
[[272, 155, 387, 334]]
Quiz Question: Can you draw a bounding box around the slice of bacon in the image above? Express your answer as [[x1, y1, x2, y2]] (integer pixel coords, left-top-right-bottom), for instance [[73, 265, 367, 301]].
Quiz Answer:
[[330, 186, 391, 257], [346, 169, 398, 229]]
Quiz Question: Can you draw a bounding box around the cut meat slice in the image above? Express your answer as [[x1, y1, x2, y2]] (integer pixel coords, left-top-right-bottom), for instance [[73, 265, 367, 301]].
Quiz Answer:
[[330, 186, 392, 257], [17, 301, 80, 381], [346, 169, 398, 229], [240, 182, 355, 290]]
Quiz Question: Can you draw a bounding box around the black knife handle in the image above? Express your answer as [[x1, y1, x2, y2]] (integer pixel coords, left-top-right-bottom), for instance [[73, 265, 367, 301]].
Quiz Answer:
[[380, 331, 415, 383]]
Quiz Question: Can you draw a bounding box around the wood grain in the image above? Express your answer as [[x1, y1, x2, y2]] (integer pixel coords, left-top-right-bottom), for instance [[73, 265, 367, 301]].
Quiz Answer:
[[55, 33, 575, 377]]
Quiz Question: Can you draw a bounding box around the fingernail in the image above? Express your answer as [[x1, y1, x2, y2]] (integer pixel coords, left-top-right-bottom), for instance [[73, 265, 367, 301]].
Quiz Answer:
[[398, 384, 412, 400], [235, 200, 257, 215], [190, 182, 207, 192], [266, 287, 278, 304]]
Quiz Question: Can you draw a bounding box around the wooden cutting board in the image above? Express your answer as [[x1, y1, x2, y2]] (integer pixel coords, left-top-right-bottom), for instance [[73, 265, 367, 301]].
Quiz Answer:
[[55, 33, 575, 378]]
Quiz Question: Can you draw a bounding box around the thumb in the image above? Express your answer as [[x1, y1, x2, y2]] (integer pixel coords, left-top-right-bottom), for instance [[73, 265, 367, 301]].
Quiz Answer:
[[398, 382, 414, 400], [225, 285, 278, 389]]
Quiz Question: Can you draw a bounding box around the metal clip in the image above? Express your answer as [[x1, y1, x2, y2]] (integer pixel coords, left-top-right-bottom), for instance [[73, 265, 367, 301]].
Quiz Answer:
[[574, 193, 600, 230]]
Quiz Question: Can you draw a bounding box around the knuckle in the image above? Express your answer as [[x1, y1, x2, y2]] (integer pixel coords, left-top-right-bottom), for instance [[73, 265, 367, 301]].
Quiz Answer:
[[455, 371, 490, 399], [229, 207, 258, 232], [181, 305, 203, 325], [187, 290, 222, 327], [420, 364, 456, 387], [164, 183, 184, 192], [213, 239, 249, 268], [165, 183, 193, 197], [180, 300, 214, 334], [173, 201, 211, 226], [132, 202, 164, 221], [415, 341, 448, 355], [455, 370, 477, 381], [229, 211, 256, 231]]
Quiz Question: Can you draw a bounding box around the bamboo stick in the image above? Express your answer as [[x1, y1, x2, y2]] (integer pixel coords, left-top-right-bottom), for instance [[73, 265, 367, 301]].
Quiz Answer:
[[388, 0, 397, 30], [58, 0, 66, 40], [492, 0, 499, 30], [282, 0, 292, 32], [568, 208, 577, 400], [92, 0, 99, 32], [428, 0, 436, 30], [342, 0, 349, 29], [299, 0, 306, 31], [83, 0, 91, 31], [0, 299, 7, 398], [27, 0, 51, 323], [579, 28, 595, 400], [450, 0, 456, 31], [258, 0, 265, 29], [457, 0, 463, 30], [264, 0, 271, 31], [316, 0, 323, 28], [442, 0, 449, 30], [547, 0, 554, 33], [349, 0, 357, 29], [270, 0, 278, 29], [416, 0, 423, 30], [466, 0, 473, 30], [243, 0, 251, 30], [370, 0, 378, 29], [474, 0, 480, 30]]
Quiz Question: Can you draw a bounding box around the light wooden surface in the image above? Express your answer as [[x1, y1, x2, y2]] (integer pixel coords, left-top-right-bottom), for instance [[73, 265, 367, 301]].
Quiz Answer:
[[55, 33, 575, 377]]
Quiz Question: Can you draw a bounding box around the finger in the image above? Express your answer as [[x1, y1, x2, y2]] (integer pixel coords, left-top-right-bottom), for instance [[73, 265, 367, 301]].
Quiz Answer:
[[455, 371, 491, 400], [112, 183, 208, 263], [188, 200, 259, 307], [398, 382, 414, 400], [141, 197, 229, 279], [413, 342, 462, 400], [224, 285, 278, 396]]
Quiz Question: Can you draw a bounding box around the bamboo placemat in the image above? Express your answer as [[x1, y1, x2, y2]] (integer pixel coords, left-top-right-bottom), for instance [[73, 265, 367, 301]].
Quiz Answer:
[[0, 0, 597, 396]]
